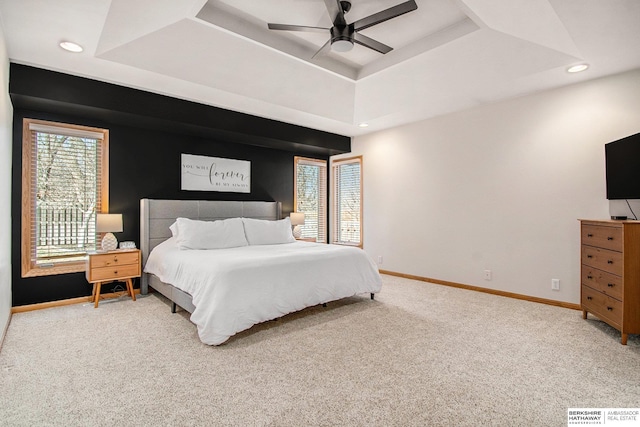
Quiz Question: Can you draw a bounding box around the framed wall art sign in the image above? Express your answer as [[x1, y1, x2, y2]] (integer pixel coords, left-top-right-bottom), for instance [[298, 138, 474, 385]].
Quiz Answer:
[[181, 154, 251, 193]]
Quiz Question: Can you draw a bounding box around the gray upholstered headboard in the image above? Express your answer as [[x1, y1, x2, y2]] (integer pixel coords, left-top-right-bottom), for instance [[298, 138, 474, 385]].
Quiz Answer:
[[140, 199, 281, 294]]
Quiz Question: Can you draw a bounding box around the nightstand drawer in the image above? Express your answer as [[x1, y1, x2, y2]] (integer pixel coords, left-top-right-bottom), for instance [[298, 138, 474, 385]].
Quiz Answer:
[[581, 266, 623, 300], [89, 264, 141, 282], [582, 285, 622, 328], [90, 251, 139, 268], [581, 245, 623, 275], [581, 224, 623, 252]]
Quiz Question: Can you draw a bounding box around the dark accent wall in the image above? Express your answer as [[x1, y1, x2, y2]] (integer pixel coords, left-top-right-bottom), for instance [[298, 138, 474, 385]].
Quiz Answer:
[[9, 64, 350, 306]]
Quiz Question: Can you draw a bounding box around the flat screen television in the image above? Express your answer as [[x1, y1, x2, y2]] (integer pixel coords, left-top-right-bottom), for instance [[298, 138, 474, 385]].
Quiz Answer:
[[605, 132, 640, 200]]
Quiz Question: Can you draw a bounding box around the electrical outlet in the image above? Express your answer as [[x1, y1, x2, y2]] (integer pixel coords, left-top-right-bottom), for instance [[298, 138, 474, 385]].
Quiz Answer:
[[377, 255, 383, 264], [483, 270, 492, 280], [552, 278, 560, 291]]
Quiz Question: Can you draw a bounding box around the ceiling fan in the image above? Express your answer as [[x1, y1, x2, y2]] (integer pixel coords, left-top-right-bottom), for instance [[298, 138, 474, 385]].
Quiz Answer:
[[267, 0, 418, 57]]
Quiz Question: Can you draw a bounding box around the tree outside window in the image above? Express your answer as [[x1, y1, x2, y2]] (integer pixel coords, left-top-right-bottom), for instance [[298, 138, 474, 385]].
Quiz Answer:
[[332, 156, 362, 247], [22, 119, 109, 277], [294, 157, 327, 243]]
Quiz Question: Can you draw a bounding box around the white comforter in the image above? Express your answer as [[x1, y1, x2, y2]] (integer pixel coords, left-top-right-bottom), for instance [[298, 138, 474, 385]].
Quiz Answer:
[[144, 238, 382, 345]]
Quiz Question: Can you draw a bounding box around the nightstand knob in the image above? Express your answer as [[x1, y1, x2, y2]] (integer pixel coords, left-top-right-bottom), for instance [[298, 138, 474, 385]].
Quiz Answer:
[[607, 260, 613, 264], [607, 236, 614, 241], [608, 283, 615, 287], [114, 257, 118, 262], [607, 306, 613, 311], [587, 233, 593, 237], [114, 270, 118, 275], [587, 296, 593, 301], [587, 275, 593, 280], [587, 255, 593, 259]]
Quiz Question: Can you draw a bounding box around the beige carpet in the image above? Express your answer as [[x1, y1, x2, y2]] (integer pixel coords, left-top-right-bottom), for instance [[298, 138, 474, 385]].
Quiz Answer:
[[1, 274, 639, 426]]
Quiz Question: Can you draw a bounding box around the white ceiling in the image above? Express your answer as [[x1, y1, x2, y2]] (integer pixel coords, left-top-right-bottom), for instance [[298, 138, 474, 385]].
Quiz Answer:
[[0, 0, 639, 137]]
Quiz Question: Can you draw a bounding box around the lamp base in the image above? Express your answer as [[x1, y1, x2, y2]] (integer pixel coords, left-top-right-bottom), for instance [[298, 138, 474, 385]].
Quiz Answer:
[[293, 225, 302, 239], [102, 232, 118, 252]]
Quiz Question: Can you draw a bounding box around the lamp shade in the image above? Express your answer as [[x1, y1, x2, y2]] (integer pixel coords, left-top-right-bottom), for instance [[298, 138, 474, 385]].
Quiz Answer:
[[290, 212, 305, 226], [96, 213, 123, 233]]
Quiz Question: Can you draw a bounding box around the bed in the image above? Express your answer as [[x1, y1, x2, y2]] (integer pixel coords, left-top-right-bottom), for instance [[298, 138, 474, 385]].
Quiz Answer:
[[140, 199, 382, 345]]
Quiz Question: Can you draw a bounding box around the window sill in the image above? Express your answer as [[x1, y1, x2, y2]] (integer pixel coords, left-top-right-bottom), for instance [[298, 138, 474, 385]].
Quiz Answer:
[[22, 261, 86, 278], [331, 242, 363, 249]]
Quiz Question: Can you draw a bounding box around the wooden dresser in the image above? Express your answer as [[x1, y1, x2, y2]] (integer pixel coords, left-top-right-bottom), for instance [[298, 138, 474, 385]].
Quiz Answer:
[[580, 219, 640, 344]]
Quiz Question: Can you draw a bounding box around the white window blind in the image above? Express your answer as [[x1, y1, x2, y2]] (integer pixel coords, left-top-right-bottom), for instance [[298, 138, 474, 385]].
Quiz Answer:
[[22, 119, 109, 277], [332, 156, 362, 246], [294, 156, 327, 243]]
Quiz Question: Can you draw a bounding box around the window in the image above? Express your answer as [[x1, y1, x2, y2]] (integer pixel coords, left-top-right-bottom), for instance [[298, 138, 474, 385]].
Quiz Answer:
[[294, 156, 327, 243], [22, 119, 109, 277], [332, 156, 362, 247]]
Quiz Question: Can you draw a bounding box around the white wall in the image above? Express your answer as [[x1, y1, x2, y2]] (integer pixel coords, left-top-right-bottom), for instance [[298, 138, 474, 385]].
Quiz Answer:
[[349, 69, 640, 304], [0, 19, 12, 342]]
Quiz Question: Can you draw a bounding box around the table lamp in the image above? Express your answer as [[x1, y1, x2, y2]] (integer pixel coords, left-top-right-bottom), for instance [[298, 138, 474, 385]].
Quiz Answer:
[[96, 213, 123, 251], [289, 212, 305, 239]]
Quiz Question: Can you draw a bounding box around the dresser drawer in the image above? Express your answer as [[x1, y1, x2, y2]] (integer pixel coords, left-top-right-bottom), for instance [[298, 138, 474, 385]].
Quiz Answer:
[[88, 263, 141, 282], [582, 285, 623, 328], [581, 224, 623, 252], [90, 251, 139, 268], [581, 266, 623, 300], [581, 245, 624, 275]]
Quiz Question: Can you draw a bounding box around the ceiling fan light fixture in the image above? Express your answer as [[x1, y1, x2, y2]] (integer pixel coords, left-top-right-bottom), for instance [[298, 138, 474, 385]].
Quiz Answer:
[[332, 39, 354, 52]]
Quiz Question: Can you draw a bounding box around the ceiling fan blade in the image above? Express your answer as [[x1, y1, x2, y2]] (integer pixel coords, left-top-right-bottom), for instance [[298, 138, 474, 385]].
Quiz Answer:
[[311, 39, 332, 59], [353, 32, 393, 54], [268, 23, 329, 33], [323, 0, 346, 26], [352, 0, 418, 32]]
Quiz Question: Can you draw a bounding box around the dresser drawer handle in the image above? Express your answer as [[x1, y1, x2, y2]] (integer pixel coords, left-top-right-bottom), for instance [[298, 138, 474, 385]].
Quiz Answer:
[[114, 257, 118, 262], [114, 270, 118, 275], [607, 236, 614, 241], [587, 233, 593, 237], [587, 296, 593, 301], [607, 307, 613, 311], [587, 255, 593, 259], [607, 283, 615, 288], [587, 275, 593, 280], [607, 260, 613, 264]]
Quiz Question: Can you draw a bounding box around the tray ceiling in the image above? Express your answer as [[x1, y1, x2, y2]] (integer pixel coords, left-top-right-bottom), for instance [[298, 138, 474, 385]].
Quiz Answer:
[[1, 0, 639, 136]]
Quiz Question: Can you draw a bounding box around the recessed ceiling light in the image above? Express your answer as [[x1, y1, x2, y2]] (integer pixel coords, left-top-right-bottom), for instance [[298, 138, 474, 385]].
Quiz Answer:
[[567, 64, 589, 73], [59, 41, 83, 53], [358, 122, 369, 128]]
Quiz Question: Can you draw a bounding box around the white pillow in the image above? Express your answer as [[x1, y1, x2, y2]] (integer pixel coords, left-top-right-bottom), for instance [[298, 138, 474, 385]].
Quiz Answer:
[[169, 221, 179, 238], [174, 217, 248, 250], [242, 217, 295, 245]]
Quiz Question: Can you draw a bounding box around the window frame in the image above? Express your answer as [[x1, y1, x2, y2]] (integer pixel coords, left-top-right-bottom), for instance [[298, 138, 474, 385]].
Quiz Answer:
[[293, 156, 327, 243], [331, 155, 363, 248], [21, 118, 109, 277]]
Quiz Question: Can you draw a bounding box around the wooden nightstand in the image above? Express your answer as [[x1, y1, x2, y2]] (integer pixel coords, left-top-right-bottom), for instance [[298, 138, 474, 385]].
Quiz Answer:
[[86, 249, 141, 308]]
